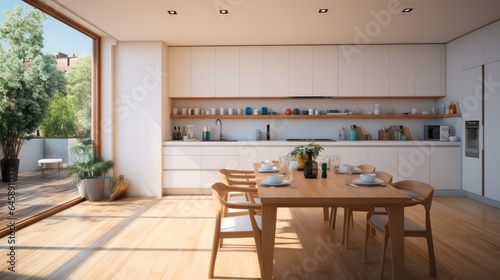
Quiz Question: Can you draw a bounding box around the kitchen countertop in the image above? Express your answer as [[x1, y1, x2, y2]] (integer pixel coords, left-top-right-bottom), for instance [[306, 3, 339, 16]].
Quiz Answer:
[[163, 140, 461, 147]]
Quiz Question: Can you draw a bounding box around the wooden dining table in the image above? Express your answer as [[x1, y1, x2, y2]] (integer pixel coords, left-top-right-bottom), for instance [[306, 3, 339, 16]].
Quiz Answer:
[[253, 163, 413, 280]]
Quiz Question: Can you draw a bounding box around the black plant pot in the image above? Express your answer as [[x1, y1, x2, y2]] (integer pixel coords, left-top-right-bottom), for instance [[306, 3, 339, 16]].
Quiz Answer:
[[1, 159, 20, 182]]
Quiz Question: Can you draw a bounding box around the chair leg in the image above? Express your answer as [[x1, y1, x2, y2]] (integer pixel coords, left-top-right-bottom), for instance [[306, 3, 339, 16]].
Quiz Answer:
[[427, 233, 437, 277], [329, 207, 337, 229], [380, 230, 390, 280], [323, 207, 329, 221], [363, 222, 371, 264], [209, 230, 220, 278]]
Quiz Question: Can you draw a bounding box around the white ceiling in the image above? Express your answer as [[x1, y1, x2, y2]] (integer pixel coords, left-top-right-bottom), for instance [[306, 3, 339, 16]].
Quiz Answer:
[[49, 0, 500, 46]]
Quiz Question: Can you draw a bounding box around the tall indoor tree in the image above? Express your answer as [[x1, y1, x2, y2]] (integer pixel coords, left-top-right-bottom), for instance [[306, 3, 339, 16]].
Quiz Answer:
[[0, 6, 65, 182]]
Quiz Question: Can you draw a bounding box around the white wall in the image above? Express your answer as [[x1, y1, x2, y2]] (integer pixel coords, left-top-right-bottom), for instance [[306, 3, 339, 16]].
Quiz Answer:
[[113, 41, 166, 196]]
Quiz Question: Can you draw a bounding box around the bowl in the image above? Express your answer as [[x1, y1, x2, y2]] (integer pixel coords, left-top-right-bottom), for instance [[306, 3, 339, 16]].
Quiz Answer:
[[449, 136, 458, 142], [260, 162, 274, 171], [360, 173, 376, 183], [341, 164, 355, 173], [267, 174, 284, 184]]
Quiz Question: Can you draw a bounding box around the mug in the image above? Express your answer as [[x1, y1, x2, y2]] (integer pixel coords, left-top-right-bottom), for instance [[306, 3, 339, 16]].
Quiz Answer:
[[228, 108, 234, 115], [245, 107, 252, 115], [172, 108, 179, 115], [261, 107, 268, 115]]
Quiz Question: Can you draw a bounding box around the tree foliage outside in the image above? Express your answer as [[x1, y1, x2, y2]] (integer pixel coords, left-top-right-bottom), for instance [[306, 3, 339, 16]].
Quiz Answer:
[[66, 54, 92, 137], [40, 93, 79, 137], [0, 6, 66, 159]]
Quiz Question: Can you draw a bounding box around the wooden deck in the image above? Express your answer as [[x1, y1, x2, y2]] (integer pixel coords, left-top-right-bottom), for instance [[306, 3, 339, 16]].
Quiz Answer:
[[0, 169, 79, 229]]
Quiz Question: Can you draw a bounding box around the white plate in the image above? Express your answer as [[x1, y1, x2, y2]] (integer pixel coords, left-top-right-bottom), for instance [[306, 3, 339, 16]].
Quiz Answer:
[[258, 167, 279, 173], [352, 178, 385, 186], [261, 179, 291, 187]]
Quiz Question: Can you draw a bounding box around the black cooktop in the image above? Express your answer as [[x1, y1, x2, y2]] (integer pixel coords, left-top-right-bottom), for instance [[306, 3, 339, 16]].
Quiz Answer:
[[286, 139, 336, 142]]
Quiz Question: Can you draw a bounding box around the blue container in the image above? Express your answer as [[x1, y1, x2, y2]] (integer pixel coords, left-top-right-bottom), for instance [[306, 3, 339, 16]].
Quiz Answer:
[[261, 106, 268, 115], [350, 130, 357, 141], [245, 107, 252, 115]]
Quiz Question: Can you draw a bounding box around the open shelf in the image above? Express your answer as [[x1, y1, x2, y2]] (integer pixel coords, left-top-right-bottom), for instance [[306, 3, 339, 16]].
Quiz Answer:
[[170, 113, 462, 119]]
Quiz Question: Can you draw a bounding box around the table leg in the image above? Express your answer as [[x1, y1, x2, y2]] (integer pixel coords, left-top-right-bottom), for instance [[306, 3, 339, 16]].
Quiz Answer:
[[261, 203, 278, 280], [387, 204, 405, 280]]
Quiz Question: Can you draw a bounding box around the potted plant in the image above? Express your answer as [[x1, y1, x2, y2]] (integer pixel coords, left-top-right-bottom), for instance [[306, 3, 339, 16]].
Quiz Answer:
[[67, 138, 115, 201], [288, 143, 324, 170]]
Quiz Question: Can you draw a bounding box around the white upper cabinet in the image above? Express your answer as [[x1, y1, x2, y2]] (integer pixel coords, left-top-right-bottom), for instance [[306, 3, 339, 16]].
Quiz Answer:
[[289, 46, 313, 96], [389, 45, 415, 96], [462, 29, 484, 70], [484, 20, 500, 64], [240, 46, 264, 97], [215, 47, 239, 97], [168, 47, 191, 97], [338, 45, 363, 96], [192, 47, 216, 97], [363, 45, 389, 96], [415, 45, 442, 96], [264, 46, 288, 97], [312, 45, 338, 96]]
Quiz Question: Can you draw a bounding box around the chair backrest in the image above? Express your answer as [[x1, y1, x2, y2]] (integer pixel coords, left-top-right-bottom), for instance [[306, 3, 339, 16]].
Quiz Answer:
[[211, 182, 260, 211], [374, 171, 393, 184], [390, 180, 434, 210], [357, 164, 376, 173], [219, 169, 256, 187]]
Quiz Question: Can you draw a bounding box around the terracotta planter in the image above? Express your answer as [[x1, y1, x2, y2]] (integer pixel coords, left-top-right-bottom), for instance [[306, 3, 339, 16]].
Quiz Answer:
[[1, 159, 20, 182], [83, 178, 105, 201]]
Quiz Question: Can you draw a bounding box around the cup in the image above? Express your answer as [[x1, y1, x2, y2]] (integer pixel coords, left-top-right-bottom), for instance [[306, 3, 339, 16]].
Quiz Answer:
[[360, 173, 376, 183], [342, 164, 355, 174], [237, 108, 242, 115], [187, 108, 192, 115], [260, 162, 274, 171], [211, 108, 216, 115], [253, 109, 259, 115], [219, 108, 225, 115], [330, 155, 341, 172], [449, 136, 458, 142], [309, 108, 314, 115], [172, 108, 179, 115], [279, 156, 291, 174], [267, 174, 284, 184], [411, 108, 418, 115], [206, 110, 210, 115], [245, 107, 252, 115], [432, 107, 436, 114], [181, 108, 187, 115], [374, 109, 380, 115], [261, 107, 268, 115], [386, 108, 393, 115], [228, 108, 234, 115], [194, 108, 200, 115]]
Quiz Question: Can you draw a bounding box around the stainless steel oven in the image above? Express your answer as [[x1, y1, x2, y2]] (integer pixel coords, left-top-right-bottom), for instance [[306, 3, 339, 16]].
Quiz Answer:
[[465, 120, 480, 158]]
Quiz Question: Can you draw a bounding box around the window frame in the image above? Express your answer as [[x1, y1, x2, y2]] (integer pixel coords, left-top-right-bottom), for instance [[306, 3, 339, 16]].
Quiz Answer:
[[23, 0, 102, 155]]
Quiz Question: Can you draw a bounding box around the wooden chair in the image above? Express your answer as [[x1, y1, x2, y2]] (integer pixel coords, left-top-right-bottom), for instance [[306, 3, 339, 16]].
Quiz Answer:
[[219, 169, 260, 217], [363, 180, 436, 278], [209, 182, 262, 278], [329, 164, 377, 230], [356, 164, 376, 173], [341, 171, 393, 248]]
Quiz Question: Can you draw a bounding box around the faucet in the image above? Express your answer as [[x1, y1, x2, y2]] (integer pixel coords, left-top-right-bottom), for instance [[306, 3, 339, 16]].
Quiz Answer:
[[215, 119, 222, 140]]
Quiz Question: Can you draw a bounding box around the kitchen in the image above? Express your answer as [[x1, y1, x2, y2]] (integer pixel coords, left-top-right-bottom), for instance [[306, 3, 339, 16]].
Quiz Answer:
[[5, 1, 500, 279]]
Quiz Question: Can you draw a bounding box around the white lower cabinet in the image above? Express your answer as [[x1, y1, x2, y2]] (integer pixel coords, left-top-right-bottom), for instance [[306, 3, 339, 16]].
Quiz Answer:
[[238, 145, 270, 170], [397, 146, 430, 182], [163, 143, 461, 192], [430, 147, 461, 189], [367, 147, 398, 182]]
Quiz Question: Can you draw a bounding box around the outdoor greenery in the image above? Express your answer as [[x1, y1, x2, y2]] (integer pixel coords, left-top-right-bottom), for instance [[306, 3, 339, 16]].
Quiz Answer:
[[40, 93, 79, 137], [66, 54, 92, 137], [0, 6, 65, 159], [67, 138, 114, 186]]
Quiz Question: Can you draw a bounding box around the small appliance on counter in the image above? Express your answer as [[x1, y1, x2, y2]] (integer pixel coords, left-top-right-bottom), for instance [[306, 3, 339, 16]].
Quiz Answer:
[[424, 125, 450, 141]]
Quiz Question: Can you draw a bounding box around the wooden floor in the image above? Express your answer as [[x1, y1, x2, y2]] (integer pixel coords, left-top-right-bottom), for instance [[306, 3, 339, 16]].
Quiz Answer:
[[0, 195, 499, 279], [0, 170, 77, 228]]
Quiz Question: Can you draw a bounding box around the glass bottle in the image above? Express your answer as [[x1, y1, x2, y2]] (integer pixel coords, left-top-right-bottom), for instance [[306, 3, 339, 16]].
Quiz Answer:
[[173, 126, 177, 140], [303, 149, 318, 179]]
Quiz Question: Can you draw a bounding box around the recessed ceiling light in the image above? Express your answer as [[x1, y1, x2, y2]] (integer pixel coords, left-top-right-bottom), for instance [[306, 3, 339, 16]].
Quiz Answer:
[[219, 10, 228, 14], [167, 10, 177, 15], [319, 9, 328, 14], [402, 8, 413, 13]]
